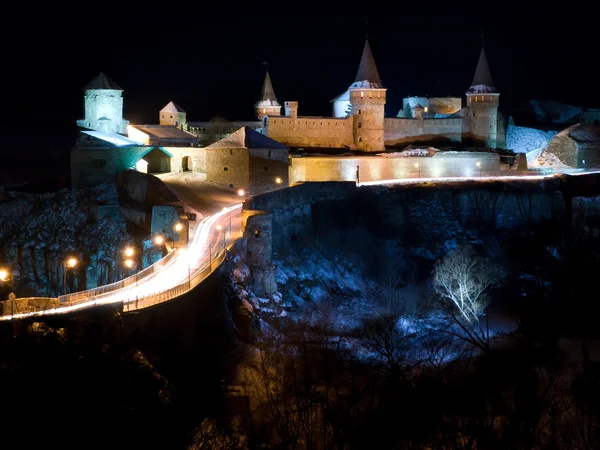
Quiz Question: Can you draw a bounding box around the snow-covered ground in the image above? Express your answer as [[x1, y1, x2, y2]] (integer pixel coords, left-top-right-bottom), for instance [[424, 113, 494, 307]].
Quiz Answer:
[[506, 124, 557, 162]]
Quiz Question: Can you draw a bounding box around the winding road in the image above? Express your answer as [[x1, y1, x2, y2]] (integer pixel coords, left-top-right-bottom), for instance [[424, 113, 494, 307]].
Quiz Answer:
[[1, 173, 244, 320]]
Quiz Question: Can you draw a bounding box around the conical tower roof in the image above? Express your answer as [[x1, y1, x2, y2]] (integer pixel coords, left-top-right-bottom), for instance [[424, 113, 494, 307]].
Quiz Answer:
[[255, 70, 280, 108], [350, 40, 383, 89], [84, 72, 123, 90], [161, 101, 185, 113], [467, 47, 496, 94]]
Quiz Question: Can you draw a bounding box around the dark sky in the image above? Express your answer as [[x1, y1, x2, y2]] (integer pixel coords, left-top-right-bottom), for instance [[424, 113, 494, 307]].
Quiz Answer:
[[2, 5, 599, 148]]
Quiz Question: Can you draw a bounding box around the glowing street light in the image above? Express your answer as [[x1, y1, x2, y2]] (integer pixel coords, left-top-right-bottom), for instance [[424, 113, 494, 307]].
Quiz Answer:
[[124, 247, 134, 258], [0, 269, 8, 282], [476, 161, 482, 177], [174, 223, 183, 232], [414, 162, 421, 179], [124, 259, 134, 268], [154, 235, 164, 245], [237, 189, 245, 197], [216, 224, 222, 231], [63, 257, 78, 295], [275, 177, 282, 184]]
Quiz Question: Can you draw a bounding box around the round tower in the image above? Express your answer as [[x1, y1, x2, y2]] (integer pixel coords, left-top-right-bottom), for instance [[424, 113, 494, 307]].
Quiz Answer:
[[255, 69, 281, 120], [348, 40, 386, 151], [465, 47, 499, 148]]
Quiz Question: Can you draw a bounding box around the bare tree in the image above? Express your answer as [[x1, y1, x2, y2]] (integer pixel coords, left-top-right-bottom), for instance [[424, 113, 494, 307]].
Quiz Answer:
[[432, 246, 499, 351]]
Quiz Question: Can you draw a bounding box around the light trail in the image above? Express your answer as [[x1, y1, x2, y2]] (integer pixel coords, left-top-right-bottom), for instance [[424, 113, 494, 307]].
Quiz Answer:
[[1, 203, 243, 320], [357, 169, 600, 187]]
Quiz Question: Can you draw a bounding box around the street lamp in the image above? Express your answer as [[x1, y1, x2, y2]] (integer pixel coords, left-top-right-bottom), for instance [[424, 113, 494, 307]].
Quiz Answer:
[[124, 246, 134, 258], [237, 188, 245, 197], [174, 223, 183, 232], [63, 257, 78, 295], [414, 162, 421, 179], [124, 259, 134, 268], [154, 235, 164, 245], [0, 269, 8, 283], [476, 161, 482, 177], [275, 177, 282, 184]]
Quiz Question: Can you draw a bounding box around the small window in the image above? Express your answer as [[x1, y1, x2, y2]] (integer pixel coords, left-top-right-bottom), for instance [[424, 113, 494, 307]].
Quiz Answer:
[[254, 230, 260, 238], [268, 150, 272, 158], [358, 109, 362, 115], [358, 137, 363, 142], [353, 92, 356, 97], [481, 96, 484, 102], [377, 92, 380, 98], [170, 115, 173, 118], [224, 167, 228, 171], [368, 92, 372, 98], [424, 107, 428, 112], [264, 166, 268, 171], [358, 122, 362, 129], [360, 91, 364, 98], [263, 108, 266, 113], [230, 149, 233, 155]]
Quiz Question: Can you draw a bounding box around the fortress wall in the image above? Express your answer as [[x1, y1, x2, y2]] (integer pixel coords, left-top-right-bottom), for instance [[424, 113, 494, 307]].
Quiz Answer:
[[429, 97, 462, 114], [248, 149, 290, 194], [205, 148, 250, 190], [289, 152, 499, 184], [267, 116, 353, 148], [162, 147, 206, 173], [384, 118, 462, 145]]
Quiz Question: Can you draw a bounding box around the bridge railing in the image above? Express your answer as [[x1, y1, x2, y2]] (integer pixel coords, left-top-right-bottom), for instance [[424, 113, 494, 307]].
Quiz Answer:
[[0, 204, 242, 320]]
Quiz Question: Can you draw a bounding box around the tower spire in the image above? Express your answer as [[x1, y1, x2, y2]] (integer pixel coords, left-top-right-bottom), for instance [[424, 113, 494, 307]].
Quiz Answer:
[[350, 39, 383, 89], [467, 46, 496, 94], [257, 67, 279, 106]]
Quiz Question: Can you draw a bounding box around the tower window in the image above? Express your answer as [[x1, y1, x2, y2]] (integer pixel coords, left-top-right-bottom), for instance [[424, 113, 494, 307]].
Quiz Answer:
[[369, 92, 372, 98], [360, 91, 364, 97], [268, 150, 272, 158], [254, 230, 260, 238], [358, 137, 363, 142], [170, 115, 173, 118], [263, 108, 266, 113], [224, 167, 228, 171], [353, 92, 356, 97], [481, 96, 484, 102], [424, 107, 428, 112], [358, 109, 362, 115], [475, 97, 478, 102], [264, 166, 268, 171], [358, 122, 362, 128]]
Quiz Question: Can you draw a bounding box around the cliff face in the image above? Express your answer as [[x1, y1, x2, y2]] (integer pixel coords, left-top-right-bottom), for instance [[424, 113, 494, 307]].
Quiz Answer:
[[0, 176, 171, 299]]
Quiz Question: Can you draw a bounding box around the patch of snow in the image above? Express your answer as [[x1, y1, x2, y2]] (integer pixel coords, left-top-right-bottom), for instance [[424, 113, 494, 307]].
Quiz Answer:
[[506, 125, 552, 162], [379, 148, 437, 158]]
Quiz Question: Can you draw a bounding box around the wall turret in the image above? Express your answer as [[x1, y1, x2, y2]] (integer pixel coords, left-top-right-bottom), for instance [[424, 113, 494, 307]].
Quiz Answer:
[[348, 40, 386, 151], [255, 68, 281, 120], [76, 72, 129, 134], [464, 47, 499, 148], [160, 101, 187, 127], [284, 101, 298, 118]]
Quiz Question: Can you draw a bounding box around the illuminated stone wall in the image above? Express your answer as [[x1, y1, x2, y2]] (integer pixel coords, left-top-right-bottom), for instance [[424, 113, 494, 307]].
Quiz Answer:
[[205, 148, 250, 191], [77, 89, 129, 134], [248, 149, 290, 194], [266, 116, 353, 148], [350, 88, 386, 151], [464, 94, 499, 148], [289, 152, 500, 184], [384, 118, 462, 146]]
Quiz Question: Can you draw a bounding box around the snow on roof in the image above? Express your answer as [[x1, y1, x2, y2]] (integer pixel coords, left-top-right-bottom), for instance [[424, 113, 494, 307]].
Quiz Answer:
[[81, 130, 142, 146], [506, 125, 554, 160], [255, 70, 279, 107], [349, 80, 383, 89], [331, 89, 350, 102], [413, 103, 424, 109], [353, 40, 383, 88], [378, 147, 437, 158], [160, 101, 185, 113], [84, 72, 123, 90], [206, 126, 287, 150], [567, 124, 600, 143], [130, 125, 197, 139], [467, 47, 496, 94]]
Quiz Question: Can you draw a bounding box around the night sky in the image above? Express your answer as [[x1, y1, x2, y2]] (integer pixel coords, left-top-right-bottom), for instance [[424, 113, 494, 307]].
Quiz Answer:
[[2, 6, 599, 149]]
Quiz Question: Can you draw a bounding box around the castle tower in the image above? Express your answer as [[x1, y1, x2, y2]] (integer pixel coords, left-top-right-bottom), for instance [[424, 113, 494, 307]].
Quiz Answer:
[[160, 101, 186, 127], [284, 101, 298, 118], [465, 47, 499, 148], [348, 40, 386, 151], [76, 72, 129, 134], [255, 68, 281, 120]]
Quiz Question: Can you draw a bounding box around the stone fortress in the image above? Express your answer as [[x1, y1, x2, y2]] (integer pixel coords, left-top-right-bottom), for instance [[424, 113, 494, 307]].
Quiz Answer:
[[72, 40, 524, 193]]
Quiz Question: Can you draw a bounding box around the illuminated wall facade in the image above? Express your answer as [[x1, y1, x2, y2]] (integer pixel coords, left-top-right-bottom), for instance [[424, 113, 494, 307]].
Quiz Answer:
[[77, 89, 129, 134]]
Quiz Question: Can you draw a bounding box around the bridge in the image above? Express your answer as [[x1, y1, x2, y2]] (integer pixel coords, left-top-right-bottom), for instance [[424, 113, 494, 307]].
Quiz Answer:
[[0, 173, 244, 320]]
